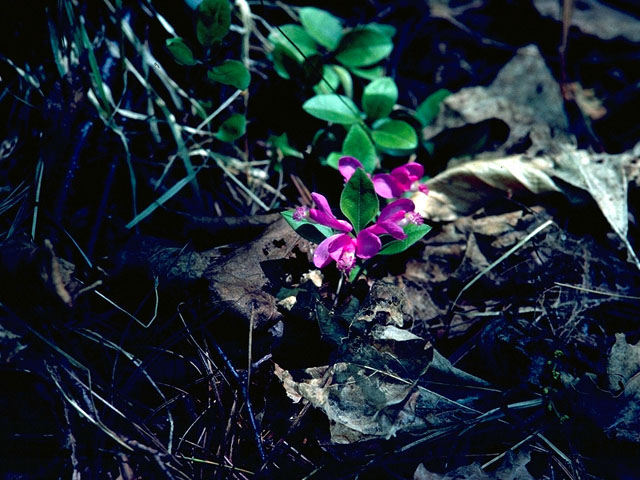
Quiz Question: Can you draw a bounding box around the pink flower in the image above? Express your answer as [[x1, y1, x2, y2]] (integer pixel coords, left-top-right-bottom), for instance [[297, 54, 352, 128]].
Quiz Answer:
[[368, 198, 423, 239], [313, 229, 381, 273], [294, 193, 352, 232], [338, 156, 429, 199], [293, 190, 424, 274]]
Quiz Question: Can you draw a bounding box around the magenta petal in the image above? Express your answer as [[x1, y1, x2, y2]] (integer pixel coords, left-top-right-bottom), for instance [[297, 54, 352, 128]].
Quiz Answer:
[[313, 234, 343, 268], [378, 221, 406, 240], [313, 233, 351, 268], [402, 162, 424, 179], [390, 167, 413, 190], [309, 210, 352, 232], [311, 192, 332, 215], [378, 198, 415, 222], [338, 156, 364, 182], [372, 174, 402, 199], [309, 192, 352, 232], [356, 229, 381, 259], [327, 233, 353, 259]]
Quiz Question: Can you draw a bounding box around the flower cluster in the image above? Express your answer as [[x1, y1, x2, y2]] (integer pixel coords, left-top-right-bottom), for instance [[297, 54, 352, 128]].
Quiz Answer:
[[338, 156, 429, 198], [290, 156, 429, 274], [295, 193, 422, 273]]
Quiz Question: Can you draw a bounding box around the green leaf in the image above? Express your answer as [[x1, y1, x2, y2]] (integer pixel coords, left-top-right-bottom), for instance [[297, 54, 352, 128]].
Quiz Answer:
[[332, 64, 353, 98], [313, 65, 340, 94], [367, 23, 396, 39], [214, 113, 246, 142], [372, 119, 418, 152], [303, 94, 361, 124], [269, 133, 303, 158], [166, 37, 197, 66], [335, 27, 393, 67], [268, 24, 318, 62], [362, 77, 398, 120], [207, 60, 250, 89], [350, 65, 385, 80], [299, 7, 343, 51], [343, 124, 377, 172], [196, 0, 231, 48], [378, 223, 432, 255], [415, 88, 451, 126], [340, 168, 378, 232], [314, 65, 354, 97], [301, 54, 324, 85], [326, 152, 343, 169], [270, 44, 296, 79], [281, 210, 334, 244]]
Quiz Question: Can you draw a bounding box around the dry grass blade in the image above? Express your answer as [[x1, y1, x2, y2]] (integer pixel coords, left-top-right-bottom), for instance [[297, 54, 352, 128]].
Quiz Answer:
[[451, 218, 554, 311]]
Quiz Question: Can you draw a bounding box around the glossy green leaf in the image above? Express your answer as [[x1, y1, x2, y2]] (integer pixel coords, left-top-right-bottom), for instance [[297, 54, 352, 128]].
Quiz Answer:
[[340, 168, 378, 232], [372, 119, 418, 151], [415, 88, 451, 126], [367, 23, 396, 39], [215, 113, 245, 142], [268, 24, 318, 62], [335, 27, 393, 67], [166, 37, 197, 66], [196, 0, 231, 47], [299, 7, 343, 51], [350, 65, 385, 80], [281, 210, 334, 244], [315, 65, 354, 97], [207, 60, 250, 89], [325, 152, 343, 169], [271, 44, 296, 79], [313, 65, 340, 94], [362, 77, 398, 120], [343, 124, 377, 172], [378, 222, 432, 255], [303, 94, 361, 124], [332, 64, 353, 98]]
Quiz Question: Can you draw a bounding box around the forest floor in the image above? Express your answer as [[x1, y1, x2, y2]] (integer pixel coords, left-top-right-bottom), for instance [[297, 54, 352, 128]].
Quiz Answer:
[[1, 1, 640, 479]]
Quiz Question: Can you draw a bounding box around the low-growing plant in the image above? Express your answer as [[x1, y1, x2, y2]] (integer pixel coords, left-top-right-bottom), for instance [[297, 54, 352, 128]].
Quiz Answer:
[[165, 0, 251, 143], [283, 156, 432, 281], [267, 5, 451, 179]]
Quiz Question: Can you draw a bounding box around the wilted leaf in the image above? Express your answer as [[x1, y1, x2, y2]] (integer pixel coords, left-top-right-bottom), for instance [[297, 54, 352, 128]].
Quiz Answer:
[[412, 154, 559, 222], [604, 334, 640, 441], [414, 450, 534, 479], [534, 0, 640, 42], [423, 45, 569, 156], [275, 282, 491, 444], [412, 142, 640, 267]]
